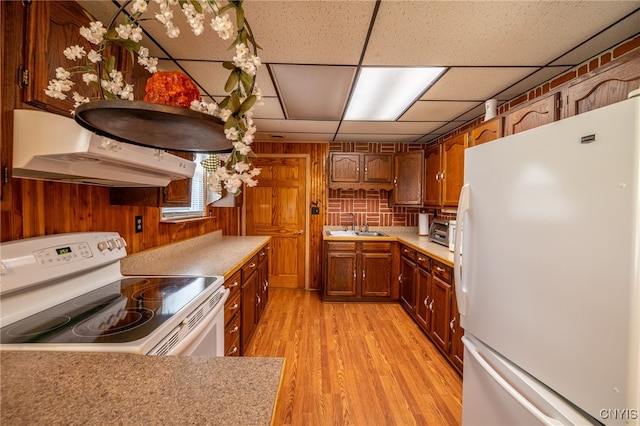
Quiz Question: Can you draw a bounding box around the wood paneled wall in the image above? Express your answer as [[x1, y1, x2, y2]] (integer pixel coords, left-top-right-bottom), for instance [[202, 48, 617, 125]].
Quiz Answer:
[[251, 142, 329, 291]]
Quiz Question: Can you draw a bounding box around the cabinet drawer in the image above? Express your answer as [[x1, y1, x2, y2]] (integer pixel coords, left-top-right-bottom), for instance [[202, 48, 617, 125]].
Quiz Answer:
[[224, 312, 241, 353], [242, 254, 259, 280], [258, 245, 269, 264], [224, 291, 241, 326], [225, 270, 241, 300], [400, 245, 416, 261], [225, 333, 240, 357], [432, 260, 452, 283], [416, 253, 431, 271], [361, 242, 392, 252], [326, 241, 357, 251]]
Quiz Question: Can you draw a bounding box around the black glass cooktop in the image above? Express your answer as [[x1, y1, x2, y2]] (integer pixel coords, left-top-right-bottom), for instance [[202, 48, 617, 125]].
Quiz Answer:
[[0, 276, 220, 345]]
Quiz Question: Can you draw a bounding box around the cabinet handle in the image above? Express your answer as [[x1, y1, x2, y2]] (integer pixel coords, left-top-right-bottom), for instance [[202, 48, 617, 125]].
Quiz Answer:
[[228, 346, 238, 355], [250, 262, 257, 268], [362, 270, 365, 280], [229, 302, 239, 311], [257, 295, 261, 305], [429, 300, 434, 311], [435, 266, 445, 272], [424, 297, 429, 306], [230, 325, 239, 334], [228, 280, 239, 288], [398, 273, 403, 283], [450, 318, 456, 332], [353, 270, 357, 281], [417, 256, 425, 262]]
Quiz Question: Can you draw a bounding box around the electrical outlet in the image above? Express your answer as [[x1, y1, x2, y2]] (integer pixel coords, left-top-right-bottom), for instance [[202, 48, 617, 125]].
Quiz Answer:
[[135, 215, 143, 233]]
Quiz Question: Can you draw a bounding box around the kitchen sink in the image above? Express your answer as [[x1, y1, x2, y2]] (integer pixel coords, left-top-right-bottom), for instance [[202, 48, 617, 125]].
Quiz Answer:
[[326, 230, 388, 237]]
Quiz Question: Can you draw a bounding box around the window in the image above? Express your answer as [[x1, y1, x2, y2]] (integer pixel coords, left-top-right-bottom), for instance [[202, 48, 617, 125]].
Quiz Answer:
[[161, 153, 207, 220]]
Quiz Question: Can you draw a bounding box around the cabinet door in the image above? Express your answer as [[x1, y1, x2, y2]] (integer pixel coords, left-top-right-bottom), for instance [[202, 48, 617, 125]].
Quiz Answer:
[[449, 288, 464, 373], [257, 246, 269, 318], [362, 154, 393, 183], [330, 153, 360, 183], [423, 145, 441, 206], [430, 269, 452, 354], [415, 266, 432, 330], [504, 94, 559, 136], [393, 151, 423, 205], [399, 255, 416, 314], [325, 251, 358, 297], [241, 272, 258, 352], [468, 118, 502, 146], [24, 1, 94, 115], [441, 134, 466, 207], [361, 252, 392, 297]]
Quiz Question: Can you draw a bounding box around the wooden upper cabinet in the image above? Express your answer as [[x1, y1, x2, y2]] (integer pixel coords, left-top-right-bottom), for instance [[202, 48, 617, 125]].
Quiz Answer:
[[567, 49, 640, 117], [424, 134, 466, 208], [392, 151, 423, 205], [363, 153, 394, 183], [330, 153, 360, 184], [441, 135, 466, 207], [24, 1, 94, 115], [504, 93, 560, 136], [423, 145, 441, 206], [468, 117, 502, 146], [110, 151, 194, 207], [329, 152, 393, 190]]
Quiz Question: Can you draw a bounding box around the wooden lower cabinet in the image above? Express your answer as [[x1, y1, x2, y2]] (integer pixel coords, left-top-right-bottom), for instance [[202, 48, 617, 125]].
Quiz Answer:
[[324, 240, 396, 301], [224, 243, 270, 356], [223, 270, 242, 356], [399, 245, 463, 375]]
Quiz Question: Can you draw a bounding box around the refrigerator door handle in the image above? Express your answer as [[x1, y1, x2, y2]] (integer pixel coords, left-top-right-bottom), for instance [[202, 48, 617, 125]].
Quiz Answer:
[[454, 184, 470, 315], [463, 336, 569, 426]]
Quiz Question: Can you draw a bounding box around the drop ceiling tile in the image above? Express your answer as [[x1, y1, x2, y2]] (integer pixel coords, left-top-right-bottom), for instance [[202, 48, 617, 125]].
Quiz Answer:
[[253, 119, 339, 134], [400, 101, 481, 121], [334, 133, 423, 143], [241, 1, 376, 65], [254, 133, 334, 142], [550, 11, 640, 66], [495, 66, 572, 99], [271, 65, 356, 120], [364, 1, 640, 66], [177, 60, 276, 98], [252, 98, 285, 120], [340, 121, 447, 135], [421, 68, 539, 101]]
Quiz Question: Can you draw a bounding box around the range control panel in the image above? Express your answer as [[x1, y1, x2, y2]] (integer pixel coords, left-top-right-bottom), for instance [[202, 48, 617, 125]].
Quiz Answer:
[[0, 232, 127, 295]]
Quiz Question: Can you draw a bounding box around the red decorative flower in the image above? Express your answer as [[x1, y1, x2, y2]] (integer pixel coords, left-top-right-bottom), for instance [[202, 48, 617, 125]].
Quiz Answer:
[[143, 71, 201, 108]]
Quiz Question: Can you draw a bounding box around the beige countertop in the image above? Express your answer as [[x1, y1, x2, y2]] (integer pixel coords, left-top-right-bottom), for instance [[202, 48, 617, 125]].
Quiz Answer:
[[120, 230, 271, 279], [323, 226, 455, 266], [0, 351, 284, 425]]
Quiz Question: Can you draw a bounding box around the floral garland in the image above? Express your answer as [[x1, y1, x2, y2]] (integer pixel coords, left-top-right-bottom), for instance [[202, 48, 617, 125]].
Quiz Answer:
[[45, 0, 261, 195]]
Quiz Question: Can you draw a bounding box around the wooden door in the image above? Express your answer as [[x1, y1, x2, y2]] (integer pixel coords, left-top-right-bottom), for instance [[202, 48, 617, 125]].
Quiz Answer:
[[246, 157, 306, 289]]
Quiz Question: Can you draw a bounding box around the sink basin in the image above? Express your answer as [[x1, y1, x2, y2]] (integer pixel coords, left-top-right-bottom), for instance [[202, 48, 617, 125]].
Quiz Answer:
[[326, 230, 388, 237]]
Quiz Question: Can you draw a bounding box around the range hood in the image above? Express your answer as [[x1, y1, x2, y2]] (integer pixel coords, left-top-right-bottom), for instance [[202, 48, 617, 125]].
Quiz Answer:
[[13, 109, 196, 187]]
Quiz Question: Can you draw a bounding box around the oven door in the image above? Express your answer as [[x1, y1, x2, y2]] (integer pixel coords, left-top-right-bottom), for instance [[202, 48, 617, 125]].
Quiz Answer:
[[149, 287, 229, 356]]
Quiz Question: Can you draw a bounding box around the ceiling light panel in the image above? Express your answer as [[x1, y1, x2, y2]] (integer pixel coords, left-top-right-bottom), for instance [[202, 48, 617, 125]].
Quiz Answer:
[[345, 67, 446, 121], [271, 64, 356, 120]]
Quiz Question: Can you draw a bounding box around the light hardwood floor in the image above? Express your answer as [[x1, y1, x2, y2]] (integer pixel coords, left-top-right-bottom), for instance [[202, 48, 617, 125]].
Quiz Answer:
[[244, 288, 462, 425]]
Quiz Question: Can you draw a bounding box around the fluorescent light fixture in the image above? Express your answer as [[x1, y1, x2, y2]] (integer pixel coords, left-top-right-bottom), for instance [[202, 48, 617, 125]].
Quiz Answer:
[[345, 67, 446, 121]]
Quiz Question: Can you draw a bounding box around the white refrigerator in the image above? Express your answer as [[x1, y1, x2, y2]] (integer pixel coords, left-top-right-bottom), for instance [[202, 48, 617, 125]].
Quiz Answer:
[[454, 95, 640, 425]]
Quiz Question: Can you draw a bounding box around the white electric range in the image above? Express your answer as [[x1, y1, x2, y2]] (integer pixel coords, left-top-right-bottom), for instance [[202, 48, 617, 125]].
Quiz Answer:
[[0, 232, 228, 356]]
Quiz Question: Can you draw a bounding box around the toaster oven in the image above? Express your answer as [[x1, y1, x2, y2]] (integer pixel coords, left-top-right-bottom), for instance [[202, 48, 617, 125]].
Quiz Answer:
[[429, 219, 450, 246]]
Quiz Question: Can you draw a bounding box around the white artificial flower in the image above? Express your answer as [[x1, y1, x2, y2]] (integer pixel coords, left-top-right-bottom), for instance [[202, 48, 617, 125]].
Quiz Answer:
[[130, 27, 143, 42], [219, 108, 232, 122], [45, 79, 73, 99], [63, 45, 86, 60], [233, 141, 252, 156], [79, 21, 107, 44], [120, 84, 135, 100], [224, 127, 239, 141], [138, 46, 149, 58], [131, 0, 148, 14], [82, 72, 98, 84], [210, 14, 233, 40], [233, 161, 250, 173], [55, 67, 71, 80], [87, 50, 102, 63], [72, 92, 90, 109], [115, 24, 132, 39], [182, 3, 204, 36]]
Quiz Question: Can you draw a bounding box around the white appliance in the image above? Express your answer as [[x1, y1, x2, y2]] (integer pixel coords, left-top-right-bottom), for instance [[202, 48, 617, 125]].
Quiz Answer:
[[0, 232, 228, 356], [13, 109, 196, 187], [454, 95, 640, 425]]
